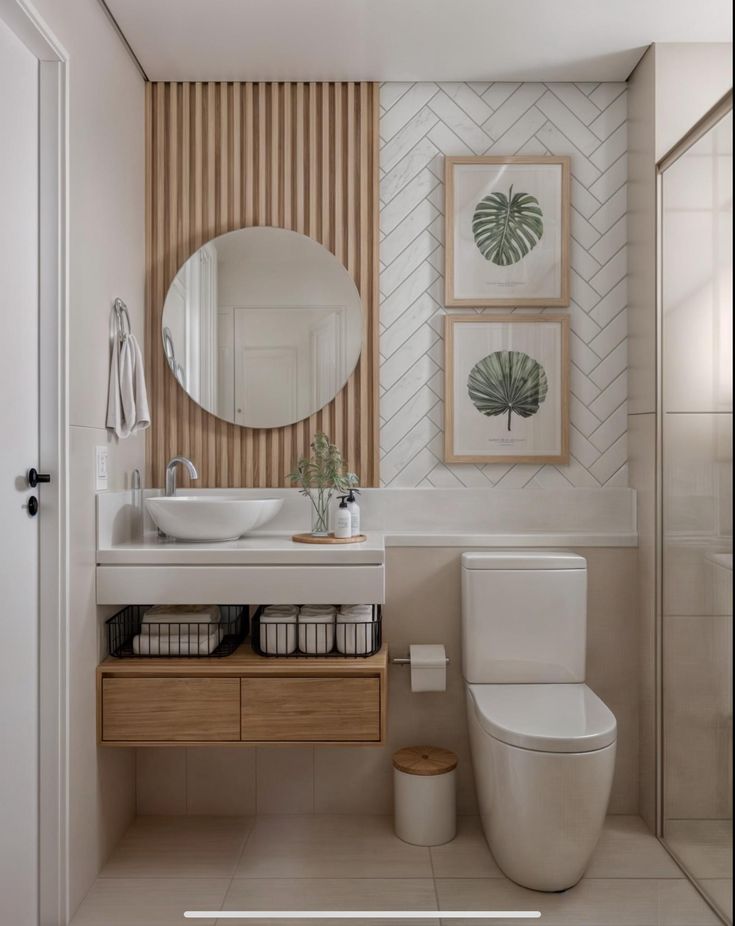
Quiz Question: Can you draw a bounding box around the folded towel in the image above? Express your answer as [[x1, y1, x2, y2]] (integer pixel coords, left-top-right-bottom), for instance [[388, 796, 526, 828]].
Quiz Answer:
[[107, 327, 150, 439], [138, 623, 220, 640], [143, 605, 221, 624], [133, 627, 223, 655]]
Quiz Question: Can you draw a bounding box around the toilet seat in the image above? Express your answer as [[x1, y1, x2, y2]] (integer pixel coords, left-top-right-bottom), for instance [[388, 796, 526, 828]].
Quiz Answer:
[[466, 683, 617, 753]]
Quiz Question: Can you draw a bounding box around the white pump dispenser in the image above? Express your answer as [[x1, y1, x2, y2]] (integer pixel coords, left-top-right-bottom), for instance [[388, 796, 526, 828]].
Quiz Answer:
[[334, 496, 352, 539], [344, 488, 360, 536]]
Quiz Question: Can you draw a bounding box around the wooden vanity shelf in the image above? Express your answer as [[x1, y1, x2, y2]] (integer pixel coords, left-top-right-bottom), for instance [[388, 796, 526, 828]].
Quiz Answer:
[[96, 643, 388, 747]]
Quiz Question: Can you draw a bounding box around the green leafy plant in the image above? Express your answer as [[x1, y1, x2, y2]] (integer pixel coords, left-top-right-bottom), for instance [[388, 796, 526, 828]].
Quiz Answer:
[[472, 185, 544, 266], [288, 432, 358, 535], [467, 350, 548, 432]]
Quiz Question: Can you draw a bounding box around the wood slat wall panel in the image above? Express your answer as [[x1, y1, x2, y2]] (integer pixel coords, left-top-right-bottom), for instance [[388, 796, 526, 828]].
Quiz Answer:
[[146, 81, 379, 488]]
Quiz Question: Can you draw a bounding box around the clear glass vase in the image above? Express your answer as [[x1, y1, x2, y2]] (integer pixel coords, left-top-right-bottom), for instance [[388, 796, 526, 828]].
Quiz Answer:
[[308, 488, 333, 536]]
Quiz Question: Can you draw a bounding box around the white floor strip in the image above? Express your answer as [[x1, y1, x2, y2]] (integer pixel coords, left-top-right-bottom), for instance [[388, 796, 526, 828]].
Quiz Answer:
[[185, 912, 542, 920]]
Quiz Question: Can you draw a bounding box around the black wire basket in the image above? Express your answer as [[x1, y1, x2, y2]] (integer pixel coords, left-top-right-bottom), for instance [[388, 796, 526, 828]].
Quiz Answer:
[[106, 605, 248, 658], [251, 604, 382, 658]]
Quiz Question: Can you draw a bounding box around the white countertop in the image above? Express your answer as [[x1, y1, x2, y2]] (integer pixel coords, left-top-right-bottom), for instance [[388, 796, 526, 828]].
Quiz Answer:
[[96, 528, 637, 565], [384, 531, 638, 548], [97, 531, 387, 565]]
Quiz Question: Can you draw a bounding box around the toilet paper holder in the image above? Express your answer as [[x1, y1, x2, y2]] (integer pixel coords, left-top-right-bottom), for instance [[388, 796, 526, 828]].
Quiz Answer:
[[392, 654, 450, 665]]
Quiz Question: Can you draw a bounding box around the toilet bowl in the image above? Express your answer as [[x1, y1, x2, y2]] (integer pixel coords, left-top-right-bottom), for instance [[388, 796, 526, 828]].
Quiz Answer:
[[466, 683, 616, 891], [461, 552, 617, 892]]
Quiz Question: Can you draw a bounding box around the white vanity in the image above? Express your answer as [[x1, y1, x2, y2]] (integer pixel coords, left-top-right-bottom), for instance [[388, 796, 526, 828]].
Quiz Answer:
[[95, 490, 388, 749]]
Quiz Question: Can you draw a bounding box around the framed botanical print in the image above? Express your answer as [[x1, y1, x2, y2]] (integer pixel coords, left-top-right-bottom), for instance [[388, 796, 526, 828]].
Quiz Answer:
[[445, 315, 569, 464], [445, 156, 570, 307]]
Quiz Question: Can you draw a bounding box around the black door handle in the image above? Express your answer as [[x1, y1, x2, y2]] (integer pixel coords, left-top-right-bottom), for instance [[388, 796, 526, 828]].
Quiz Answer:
[[28, 496, 39, 516], [28, 468, 51, 488]]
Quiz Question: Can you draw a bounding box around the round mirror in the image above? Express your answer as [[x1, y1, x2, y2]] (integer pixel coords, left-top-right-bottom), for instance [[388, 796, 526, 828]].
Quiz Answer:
[[161, 227, 363, 428]]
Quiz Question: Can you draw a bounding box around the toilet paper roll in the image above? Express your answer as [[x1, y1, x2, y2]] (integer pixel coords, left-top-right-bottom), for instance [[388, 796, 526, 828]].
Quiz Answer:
[[409, 644, 446, 692]]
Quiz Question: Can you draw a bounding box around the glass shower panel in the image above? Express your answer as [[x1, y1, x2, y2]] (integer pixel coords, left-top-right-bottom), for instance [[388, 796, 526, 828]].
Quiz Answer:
[[661, 108, 733, 924]]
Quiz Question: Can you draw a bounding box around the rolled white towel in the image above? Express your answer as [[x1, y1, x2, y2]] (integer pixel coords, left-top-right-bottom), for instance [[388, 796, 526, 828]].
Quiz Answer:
[[263, 604, 299, 618], [259, 608, 298, 655], [338, 605, 374, 620], [298, 609, 336, 655], [300, 605, 337, 617], [133, 626, 223, 656], [336, 605, 375, 655]]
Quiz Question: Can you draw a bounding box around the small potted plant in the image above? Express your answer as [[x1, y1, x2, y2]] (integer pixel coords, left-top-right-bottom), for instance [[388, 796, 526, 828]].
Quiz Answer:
[[288, 432, 358, 536]]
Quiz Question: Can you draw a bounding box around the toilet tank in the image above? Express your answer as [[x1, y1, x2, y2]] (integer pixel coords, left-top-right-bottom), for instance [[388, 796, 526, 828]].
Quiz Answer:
[[461, 552, 587, 684]]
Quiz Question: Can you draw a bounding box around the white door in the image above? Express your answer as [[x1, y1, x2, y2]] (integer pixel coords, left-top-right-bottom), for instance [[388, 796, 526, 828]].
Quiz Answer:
[[235, 347, 298, 428], [0, 16, 40, 924]]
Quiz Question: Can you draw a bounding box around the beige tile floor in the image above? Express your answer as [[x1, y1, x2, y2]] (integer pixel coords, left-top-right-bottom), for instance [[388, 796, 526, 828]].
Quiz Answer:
[[664, 820, 733, 923], [70, 814, 724, 926]]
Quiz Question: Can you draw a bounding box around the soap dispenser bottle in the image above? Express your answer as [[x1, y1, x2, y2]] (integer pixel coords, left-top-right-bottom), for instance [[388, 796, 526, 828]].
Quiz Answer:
[[334, 496, 352, 539], [344, 488, 360, 536]]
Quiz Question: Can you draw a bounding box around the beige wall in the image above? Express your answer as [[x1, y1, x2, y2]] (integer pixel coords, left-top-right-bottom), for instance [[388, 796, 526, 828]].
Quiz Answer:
[[136, 546, 638, 816], [32, 0, 146, 918], [654, 43, 732, 162]]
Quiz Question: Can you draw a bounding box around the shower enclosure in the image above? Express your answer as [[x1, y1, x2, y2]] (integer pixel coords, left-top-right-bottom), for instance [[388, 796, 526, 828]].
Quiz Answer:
[[659, 97, 733, 923]]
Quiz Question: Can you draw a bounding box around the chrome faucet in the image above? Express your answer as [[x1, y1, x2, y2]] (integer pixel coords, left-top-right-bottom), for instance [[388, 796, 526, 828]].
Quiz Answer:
[[164, 455, 198, 497]]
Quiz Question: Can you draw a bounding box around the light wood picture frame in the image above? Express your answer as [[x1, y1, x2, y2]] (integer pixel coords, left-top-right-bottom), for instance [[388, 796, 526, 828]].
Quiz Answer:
[[444, 315, 569, 464], [445, 156, 571, 307]]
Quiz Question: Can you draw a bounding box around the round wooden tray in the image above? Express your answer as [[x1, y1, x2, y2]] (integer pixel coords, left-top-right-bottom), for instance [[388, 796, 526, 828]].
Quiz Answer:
[[292, 532, 368, 545]]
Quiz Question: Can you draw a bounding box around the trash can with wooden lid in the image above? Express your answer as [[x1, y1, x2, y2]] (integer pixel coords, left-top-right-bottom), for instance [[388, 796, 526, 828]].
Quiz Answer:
[[393, 745, 457, 846]]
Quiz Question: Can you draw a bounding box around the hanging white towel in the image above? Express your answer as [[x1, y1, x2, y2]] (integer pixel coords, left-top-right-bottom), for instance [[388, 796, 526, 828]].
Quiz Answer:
[[106, 328, 126, 438], [119, 333, 136, 435], [107, 328, 150, 439], [128, 332, 150, 434]]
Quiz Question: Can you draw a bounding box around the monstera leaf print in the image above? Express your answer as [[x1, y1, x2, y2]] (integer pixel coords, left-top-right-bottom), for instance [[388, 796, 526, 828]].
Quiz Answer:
[[468, 350, 548, 431], [472, 185, 544, 266]]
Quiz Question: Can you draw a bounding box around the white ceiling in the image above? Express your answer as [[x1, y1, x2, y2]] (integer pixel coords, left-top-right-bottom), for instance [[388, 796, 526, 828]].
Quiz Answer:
[[105, 0, 732, 83]]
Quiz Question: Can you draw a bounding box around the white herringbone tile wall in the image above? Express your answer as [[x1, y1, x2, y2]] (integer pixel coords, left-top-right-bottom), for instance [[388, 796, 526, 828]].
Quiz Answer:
[[379, 82, 629, 487]]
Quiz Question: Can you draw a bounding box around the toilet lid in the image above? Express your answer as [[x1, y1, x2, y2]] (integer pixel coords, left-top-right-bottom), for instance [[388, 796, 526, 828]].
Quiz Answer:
[[467, 683, 617, 753]]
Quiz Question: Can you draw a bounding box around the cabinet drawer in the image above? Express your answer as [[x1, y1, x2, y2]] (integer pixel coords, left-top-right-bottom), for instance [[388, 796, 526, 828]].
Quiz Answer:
[[101, 677, 240, 743], [241, 677, 381, 742]]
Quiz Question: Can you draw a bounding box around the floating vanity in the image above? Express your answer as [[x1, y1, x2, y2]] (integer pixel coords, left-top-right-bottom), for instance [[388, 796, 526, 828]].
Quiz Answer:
[[95, 490, 387, 748]]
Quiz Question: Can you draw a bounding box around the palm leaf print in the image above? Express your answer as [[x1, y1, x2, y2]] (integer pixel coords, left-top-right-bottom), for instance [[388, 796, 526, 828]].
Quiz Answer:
[[467, 350, 548, 431]]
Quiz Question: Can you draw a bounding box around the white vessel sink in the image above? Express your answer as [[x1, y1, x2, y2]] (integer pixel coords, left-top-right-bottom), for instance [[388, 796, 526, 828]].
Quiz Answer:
[[146, 496, 284, 542]]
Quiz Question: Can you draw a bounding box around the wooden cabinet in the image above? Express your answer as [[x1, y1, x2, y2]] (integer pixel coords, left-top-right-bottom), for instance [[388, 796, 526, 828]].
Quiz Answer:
[[97, 644, 387, 747], [241, 677, 381, 742], [101, 678, 241, 743]]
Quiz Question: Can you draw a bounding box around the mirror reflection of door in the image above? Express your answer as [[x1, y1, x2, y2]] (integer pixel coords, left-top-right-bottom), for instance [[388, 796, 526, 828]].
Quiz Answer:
[[311, 310, 345, 410], [229, 306, 346, 427], [234, 346, 297, 427]]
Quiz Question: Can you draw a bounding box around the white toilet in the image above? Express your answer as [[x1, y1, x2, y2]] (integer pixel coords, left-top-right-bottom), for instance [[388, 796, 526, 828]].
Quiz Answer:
[[461, 551, 617, 892]]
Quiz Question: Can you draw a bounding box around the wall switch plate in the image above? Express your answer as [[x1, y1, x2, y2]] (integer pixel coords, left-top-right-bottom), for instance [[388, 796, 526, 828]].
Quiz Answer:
[[95, 445, 109, 491]]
